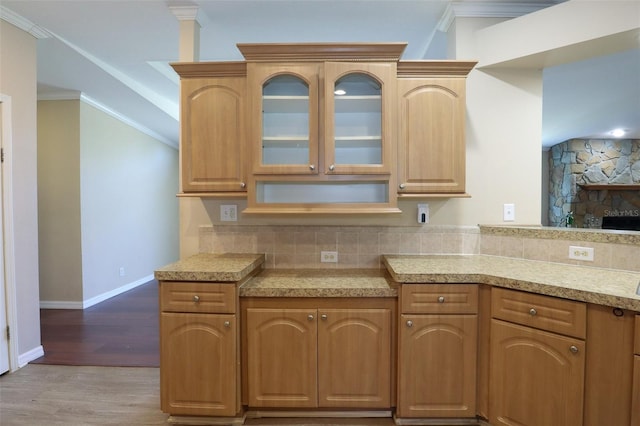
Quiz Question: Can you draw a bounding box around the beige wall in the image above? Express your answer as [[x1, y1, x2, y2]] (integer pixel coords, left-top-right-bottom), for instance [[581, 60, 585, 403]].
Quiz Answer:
[[79, 101, 179, 301], [0, 21, 42, 362], [38, 99, 180, 305], [38, 100, 83, 303]]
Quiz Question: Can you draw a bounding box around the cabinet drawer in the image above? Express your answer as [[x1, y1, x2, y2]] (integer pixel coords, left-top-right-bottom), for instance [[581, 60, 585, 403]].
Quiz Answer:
[[401, 284, 478, 314], [161, 282, 235, 314], [492, 287, 586, 339], [635, 315, 640, 355]]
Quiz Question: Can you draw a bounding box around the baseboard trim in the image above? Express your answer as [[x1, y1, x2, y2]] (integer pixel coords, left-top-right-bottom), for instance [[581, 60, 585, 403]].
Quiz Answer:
[[246, 410, 393, 419], [39, 274, 155, 310], [19, 345, 44, 367]]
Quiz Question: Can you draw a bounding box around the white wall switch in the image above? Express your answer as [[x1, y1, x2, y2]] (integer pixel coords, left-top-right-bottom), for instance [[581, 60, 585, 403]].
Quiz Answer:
[[417, 203, 429, 224], [503, 203, 515, 221], [321, 251, 338, 263], [568, 246, 594, 261], [220, 205, 237, 222]]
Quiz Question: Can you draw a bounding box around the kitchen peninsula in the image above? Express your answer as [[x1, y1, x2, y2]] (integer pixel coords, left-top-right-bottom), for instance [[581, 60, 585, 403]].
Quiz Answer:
[[155, 249, 640, 426]]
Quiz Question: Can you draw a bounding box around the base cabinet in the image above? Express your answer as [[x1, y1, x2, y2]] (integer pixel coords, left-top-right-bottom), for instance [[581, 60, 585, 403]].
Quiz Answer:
[[489, 288, 587, 426], [159, 281, 240, 417], [396, 284, 478, 419], [160, 313, 237, 416], [245, 304, 392, 409], [632, 315, 640, 426]]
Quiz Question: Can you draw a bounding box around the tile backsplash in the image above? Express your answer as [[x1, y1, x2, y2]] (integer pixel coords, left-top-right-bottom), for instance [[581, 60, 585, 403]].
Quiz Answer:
[[199, 224, 640, 273], [199, 225, 480, 269]]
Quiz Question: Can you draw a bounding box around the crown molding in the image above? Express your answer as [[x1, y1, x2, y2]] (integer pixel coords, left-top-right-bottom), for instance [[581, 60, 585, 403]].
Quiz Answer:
[[437, 1, 560, 32], [169, 5, 201, 22], [0, 6, 52, 39], [38, 90, 82, 101]]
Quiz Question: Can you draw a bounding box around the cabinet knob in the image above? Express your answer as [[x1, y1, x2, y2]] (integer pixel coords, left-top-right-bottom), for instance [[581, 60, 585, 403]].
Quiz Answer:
[[328, 164, 335, 172], [406, 320, 413, 328], [309, 164, 315, 171], [193, 295, 200, 303], [223, 321, 231, 328], [569, 345, 579, 354], [529, 308, 537, 316], [321, 314, 327, 320], [240, 182, 246, 188], [399, 183, 406, 190], [438, 296, 445, 303], [308, 314, 314, 321]]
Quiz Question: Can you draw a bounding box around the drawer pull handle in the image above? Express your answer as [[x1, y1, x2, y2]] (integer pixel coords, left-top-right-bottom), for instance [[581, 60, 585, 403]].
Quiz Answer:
[[529, 308, 537, 316], [224, 321, 231, 328], [569, 345, 579, 354], [321, 314, 327, 320], [193, 295, 200, 303], [308, 314, 314, 321], [438, 296, 445, 303], [406, 320, 413, 328]]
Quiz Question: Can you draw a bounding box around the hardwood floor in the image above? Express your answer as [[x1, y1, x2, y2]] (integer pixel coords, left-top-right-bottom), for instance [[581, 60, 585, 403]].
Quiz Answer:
[[31, 280, 160, 367]]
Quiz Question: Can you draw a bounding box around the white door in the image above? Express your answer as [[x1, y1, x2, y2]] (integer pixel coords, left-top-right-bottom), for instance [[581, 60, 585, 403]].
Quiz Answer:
[[0, 100, 10, 374]]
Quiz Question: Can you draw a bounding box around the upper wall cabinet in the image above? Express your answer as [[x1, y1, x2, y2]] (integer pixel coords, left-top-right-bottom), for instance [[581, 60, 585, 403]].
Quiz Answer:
[[172, 62, 248, 194], [239, 43, 404, 214], [396, 61, 476, 197], [172, 45, 476, 211]]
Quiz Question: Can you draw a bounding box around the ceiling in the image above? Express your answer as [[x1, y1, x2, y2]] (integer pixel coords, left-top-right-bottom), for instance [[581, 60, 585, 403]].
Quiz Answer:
[[1, 0, 638, 149]]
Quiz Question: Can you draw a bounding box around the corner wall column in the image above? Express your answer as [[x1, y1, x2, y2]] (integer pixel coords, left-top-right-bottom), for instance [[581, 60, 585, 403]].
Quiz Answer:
[[169, 6, 201, 62]]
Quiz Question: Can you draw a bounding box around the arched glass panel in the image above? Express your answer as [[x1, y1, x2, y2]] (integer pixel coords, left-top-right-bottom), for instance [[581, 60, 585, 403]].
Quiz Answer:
[[333, 73, 382, 165], [261, 74, 310, 165]]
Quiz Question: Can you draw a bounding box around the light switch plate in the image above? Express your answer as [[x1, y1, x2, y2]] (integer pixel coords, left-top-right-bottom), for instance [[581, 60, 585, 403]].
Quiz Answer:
[[503, 203, 515, 221]]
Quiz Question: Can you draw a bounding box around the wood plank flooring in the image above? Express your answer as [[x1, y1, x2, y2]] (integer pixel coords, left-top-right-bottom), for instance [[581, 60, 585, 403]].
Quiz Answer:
[[31, 280, 160, 367]]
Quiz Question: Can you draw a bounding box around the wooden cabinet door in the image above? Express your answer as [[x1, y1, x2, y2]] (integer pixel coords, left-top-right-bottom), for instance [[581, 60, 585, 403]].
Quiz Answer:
[[317, 308, 391, 408], [324, 62, 396, 175], [397, 78, 466, 194], [247, 63, 320, 175], [160, 312, 236, 416], [246, 308, 318, 407], [490, 319, 585, 426], [397, 314, 477, 418], [181, 76, 247, 192]]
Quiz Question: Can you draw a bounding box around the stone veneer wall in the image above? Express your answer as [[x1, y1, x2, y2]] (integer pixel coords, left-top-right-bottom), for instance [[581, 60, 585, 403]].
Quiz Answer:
[[199, 225, 480, 269], [549, 139, 640, 227]]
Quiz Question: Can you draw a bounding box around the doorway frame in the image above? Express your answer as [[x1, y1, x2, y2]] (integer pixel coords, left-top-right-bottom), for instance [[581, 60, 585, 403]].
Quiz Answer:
[[0, 93, 19, 372]]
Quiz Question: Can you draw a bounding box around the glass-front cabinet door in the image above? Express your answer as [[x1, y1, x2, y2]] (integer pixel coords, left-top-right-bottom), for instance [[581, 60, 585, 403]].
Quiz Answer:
[[249, 63, 319, 174], [324, 62, 396, 175]]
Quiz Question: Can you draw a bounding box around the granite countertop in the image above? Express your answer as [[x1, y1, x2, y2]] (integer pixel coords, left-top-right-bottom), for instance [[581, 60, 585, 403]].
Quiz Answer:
[[239, 269, 397, 298], [154, 253, 265, 282], [383, 254, 640, 311]]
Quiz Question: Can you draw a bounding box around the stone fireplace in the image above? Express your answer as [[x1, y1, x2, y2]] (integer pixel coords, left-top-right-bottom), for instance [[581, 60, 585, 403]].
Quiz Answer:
[[548, 139, 640, 228]]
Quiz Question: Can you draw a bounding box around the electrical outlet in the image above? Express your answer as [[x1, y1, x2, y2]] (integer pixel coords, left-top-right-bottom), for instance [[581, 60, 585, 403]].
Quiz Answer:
[[568, 246, 594, 261], [503, 203, 515, 221], [321, 251, 338, 263], [119, 267, 125, 277], [220, 205, 237, 222]]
